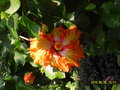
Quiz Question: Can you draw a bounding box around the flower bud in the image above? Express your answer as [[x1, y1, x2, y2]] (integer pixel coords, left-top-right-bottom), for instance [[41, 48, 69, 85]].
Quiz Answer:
[[24, 72, 36, 85]]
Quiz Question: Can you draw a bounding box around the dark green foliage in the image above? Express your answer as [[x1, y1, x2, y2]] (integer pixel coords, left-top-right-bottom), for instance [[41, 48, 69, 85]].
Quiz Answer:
[[0, 0, 120, 90]]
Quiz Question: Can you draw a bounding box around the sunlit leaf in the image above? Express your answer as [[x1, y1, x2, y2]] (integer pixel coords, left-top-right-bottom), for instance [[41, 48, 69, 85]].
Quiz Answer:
[[54, 71, 65, 79], [7, 26, 20, 47], [29, 61, 40, 68], [3, 75, 13, 81], [66, 82, 75, 90], [63, 21, 75, 28], [14, 50, 26, 66], [13, 13, 19, 30], [0, 78, 5, 89], [5, 14, 22, 49], [19, 15, 41, 38], [112, 84, 120, 90], [0, 12, 9, 19], [51, 0, 61, 6], [5, 0, 21, 14], [44, 65, 55, 80], [44, 65, 65, 80]]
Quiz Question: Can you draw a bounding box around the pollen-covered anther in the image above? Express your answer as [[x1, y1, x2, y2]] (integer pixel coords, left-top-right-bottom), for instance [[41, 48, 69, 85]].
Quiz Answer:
[[54, 41, 63, 51]]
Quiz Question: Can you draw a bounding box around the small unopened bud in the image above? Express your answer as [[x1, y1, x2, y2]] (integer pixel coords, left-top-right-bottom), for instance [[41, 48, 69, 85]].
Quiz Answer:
[[24, 72, 36, 85]]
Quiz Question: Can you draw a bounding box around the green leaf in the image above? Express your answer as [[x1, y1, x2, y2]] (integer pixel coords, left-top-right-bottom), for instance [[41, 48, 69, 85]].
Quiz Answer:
[[101, 2, 120, 28], [66, 82, 75, 90], [85, 3, 96, 11], [23, 0, 65, 31], [112, 84, 120, 90], [0, 0, 9, 6], [29, 61, 40, 68], [13, 13, 19, 30], [19, 15, 41, 38], [8, 26, 20, 47], [0, 0, 9, 13], [85, 86, 91, 90], [54, 71, 65, 79], [93, 85, 101, 90], [63, 21, 75, 28], [5, 14, 21, 48], [44, 65, 55, 80], [117, 53, 120, 66], [0, 12, 9, 19], [101, 2, 113, 14], [4, 75, 13, 81], [44, 65, 65, 80], [94, 24, 105, 45], [51, 0, 62, 6], [0, 78, 5, 88], [5, 0, 21, 14], [104, 15, 120, 28], [64, 12, 75, 21], [14, 50, 26, 66]]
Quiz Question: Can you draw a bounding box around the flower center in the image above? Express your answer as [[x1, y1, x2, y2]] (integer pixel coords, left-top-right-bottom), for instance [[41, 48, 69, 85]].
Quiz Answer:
[[54, 41, 63, 51]]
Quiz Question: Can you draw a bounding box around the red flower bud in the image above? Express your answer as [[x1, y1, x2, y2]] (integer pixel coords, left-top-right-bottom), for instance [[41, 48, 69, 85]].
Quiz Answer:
[[24, 72, 36, 85]]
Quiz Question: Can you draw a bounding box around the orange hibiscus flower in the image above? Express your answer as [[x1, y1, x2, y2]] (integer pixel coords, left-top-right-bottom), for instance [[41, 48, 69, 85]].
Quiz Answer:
[[28, 25, 84, 72]]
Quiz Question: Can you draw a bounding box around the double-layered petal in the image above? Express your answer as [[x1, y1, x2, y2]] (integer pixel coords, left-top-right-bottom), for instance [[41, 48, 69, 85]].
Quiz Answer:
[[29, 25, 84, 72]]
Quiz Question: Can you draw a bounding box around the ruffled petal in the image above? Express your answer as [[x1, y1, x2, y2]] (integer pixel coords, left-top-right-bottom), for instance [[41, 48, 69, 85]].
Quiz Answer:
[[50, 54, 70, 72], [63, 26, 81, 46], [52, 28, 60, 41], [33, 49, 52, 66], [28, 25, 85, 72], [59, 41, 84, 68]]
